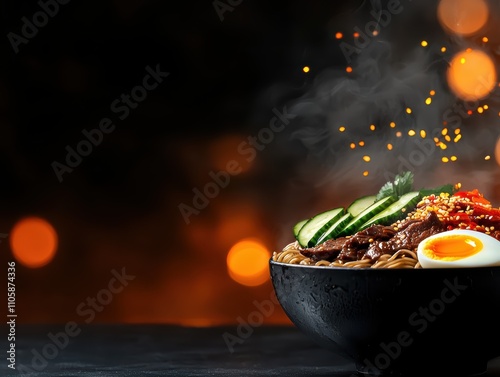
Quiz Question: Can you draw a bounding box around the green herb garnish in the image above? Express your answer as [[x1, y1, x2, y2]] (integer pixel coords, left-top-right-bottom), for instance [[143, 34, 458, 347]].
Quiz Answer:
[[376, 171, 414, 200]]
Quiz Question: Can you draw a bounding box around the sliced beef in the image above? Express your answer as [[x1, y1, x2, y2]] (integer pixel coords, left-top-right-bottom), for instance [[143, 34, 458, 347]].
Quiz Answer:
[[337, 225, 396, 261], [364, 211, 446, 260], [301, 225, 396, 262], [300, 237, 348, 261]]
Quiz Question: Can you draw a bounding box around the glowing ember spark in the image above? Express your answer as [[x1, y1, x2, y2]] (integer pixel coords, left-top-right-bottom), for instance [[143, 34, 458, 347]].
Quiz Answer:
[[421, 40, 428, 47], [362, 155, 371, 162], [335, 32, 343, 39], [302, 66, 310, 73], [339, 126, 346, 132]]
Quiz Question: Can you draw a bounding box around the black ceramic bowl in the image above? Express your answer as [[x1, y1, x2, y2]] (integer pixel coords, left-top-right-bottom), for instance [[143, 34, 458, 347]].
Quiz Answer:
[[270, 260, 500, 376]]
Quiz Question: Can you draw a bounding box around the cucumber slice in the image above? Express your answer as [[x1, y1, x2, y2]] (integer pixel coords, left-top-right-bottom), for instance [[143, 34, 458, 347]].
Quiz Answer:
[[360, 191, 422, 229], [316, 212, 353, 245], [297, 207, 345, 247], [347, 195, 377, 217], [293, 219, 309, 239], [336, 196, 396, 237]]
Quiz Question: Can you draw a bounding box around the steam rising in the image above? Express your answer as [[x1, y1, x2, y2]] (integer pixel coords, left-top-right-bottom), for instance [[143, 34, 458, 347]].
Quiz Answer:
[[290, 27, 494, 185], [289, 38, 456, 187]]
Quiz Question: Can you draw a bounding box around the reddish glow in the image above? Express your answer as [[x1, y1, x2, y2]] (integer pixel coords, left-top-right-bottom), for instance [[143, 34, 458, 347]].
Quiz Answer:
[[446, 49, 496, 101], [10, 217, 58, 268], [227, 238, 270, 287], [335, 32, 343, 39], [216, 214, 259, 249], [437, 0, 489, 36], [208, 134, 252, 174]]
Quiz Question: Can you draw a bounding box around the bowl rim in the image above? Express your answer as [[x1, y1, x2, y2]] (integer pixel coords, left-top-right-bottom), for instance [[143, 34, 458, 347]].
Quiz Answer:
[[269, 258, 500, 272]]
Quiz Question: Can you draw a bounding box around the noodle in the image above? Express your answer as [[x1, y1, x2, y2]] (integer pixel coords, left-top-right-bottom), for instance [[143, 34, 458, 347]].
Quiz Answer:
[[272, 241, 422, 269]]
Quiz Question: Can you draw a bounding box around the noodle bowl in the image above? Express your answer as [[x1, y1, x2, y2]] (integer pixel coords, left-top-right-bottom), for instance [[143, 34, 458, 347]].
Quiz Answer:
[[271, 177, 500, 375]]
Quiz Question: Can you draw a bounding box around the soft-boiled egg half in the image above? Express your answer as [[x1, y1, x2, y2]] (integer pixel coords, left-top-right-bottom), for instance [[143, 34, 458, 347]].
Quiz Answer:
[[417, 229, 500, 268]]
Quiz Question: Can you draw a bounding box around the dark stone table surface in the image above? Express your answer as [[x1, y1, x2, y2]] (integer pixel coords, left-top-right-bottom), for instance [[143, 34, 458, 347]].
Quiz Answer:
[[2, 324, 500, 376]]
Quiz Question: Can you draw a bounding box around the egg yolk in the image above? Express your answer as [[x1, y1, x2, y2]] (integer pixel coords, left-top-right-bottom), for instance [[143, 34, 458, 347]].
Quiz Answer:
[[422, 234, 483, 261]]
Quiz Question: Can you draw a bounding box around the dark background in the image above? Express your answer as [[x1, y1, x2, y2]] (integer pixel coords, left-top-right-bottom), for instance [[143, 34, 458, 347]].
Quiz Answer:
[[0, 0, 500, 325]]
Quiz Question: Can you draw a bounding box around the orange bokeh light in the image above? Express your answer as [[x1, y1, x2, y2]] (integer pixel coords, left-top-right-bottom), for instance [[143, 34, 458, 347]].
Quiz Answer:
[[495, 137, 500, 167], [226, 238, 270, 287], [10, 217, 58, 268], [446, 49, 497, 101], [437, 0, 489, 36]]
